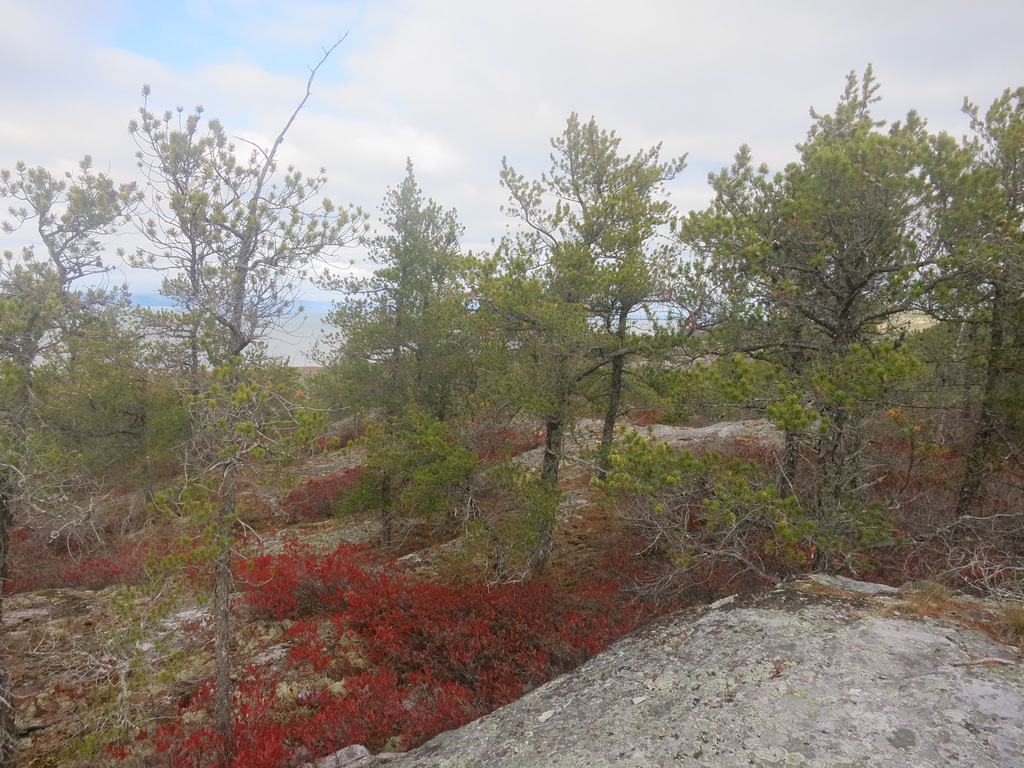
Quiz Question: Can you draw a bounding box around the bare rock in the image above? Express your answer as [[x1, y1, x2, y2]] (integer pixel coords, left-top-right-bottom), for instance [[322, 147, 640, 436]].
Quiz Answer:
[[807, 573, 901, 595], [643, 419, 783, 452], [302, 744, 372, 767], [383, 577, 1024, 767]]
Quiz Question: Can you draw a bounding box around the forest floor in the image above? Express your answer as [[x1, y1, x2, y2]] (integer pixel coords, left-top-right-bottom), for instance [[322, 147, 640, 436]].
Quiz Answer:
[[8, 416, 976, 767]]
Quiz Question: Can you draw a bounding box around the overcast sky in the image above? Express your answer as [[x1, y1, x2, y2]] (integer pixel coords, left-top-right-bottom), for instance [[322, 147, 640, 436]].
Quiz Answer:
[[2, 0, 1022, 359]]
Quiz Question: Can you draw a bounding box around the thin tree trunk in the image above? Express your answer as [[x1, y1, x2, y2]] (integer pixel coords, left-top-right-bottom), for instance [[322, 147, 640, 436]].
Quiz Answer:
[[213, 461, 236, 762], [0, 668, 12, 768], [597, 353, 625, 481], [0, 476, 16, 768], [529, 417, 564, 574], [783, 428, 800, 495], [815, 403, 856, 512], [812, 406, 851, 573], [541, 417, 563, 487], [380, 474, 394, 550], [956, 287, 1006, 519]]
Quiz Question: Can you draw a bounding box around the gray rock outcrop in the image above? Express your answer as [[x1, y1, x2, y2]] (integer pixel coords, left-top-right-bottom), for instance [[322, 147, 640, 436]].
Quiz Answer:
[[377, 576, 1024, 767]]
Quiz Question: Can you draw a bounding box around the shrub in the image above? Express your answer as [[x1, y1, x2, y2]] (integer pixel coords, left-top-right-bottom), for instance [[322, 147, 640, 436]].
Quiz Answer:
[[4, 530, 154, 594], [595, 430, 817, 602], [474, 426, 545, 465], [339, 406, 478, 547], [152, 541, 652, 767], [314, 426, 366, 453], [3, 527, 53, 594], [281, 466, 365, 522], [235, 537, 379, 620]]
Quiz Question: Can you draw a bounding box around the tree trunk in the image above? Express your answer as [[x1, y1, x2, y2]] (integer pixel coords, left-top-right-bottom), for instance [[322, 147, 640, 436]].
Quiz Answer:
[[811, 406, 853, 574], [596, 352, 625, 480], [815, 405, 851, 514], [529, 417, 564, 574], [541, 417, 563, 487], [380, 474, 394, 550], [956, 286, 1006, 520], [213, 461, 236, 762], [0, 476, 16, 768], [782, 428, 800, 494]]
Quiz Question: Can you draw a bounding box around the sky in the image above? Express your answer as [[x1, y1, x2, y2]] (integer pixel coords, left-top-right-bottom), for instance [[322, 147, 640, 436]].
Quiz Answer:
[[2, 0, 1023, 361]]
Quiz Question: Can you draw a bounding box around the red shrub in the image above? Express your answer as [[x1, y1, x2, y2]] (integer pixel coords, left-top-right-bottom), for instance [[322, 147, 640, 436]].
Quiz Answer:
[[154, 541, 654, 767], [314, 427, 366, 453], [3, 528, 53, 594], [235, 538, 380, 620], [629, 410, 664, 428], [60, 540, 151, 590], [4, 530, 156, 595], [475, 427, 544, 465], [282, 466, 366, 522]]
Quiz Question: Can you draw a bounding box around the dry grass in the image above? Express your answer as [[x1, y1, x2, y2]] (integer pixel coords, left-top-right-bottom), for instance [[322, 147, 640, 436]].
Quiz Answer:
[[999, 603, 1024, 643]]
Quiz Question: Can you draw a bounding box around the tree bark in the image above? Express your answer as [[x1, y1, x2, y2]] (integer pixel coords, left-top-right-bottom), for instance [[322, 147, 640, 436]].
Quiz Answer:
[[529, 417, 564, 574], [213, 461, 236, 762], [596, 352, 626, 481], [380, 474, 394, 550], [812, 405, 854, 573], [956, 285, 1006, 519], [541, 417, 563, 487], [0, 476, 16, 768], [782, 428, 800, 494], [816, 412, 847, 514]]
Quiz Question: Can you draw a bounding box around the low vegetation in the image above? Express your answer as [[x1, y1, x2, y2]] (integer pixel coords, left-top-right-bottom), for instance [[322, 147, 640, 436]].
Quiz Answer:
[[3, 65, 1024, 768]]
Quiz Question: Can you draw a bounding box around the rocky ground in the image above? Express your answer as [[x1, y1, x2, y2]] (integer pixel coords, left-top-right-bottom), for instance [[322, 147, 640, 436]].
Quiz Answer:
[[368, 576, 1024, 768], [14, 418, 1021, 767], [5, 419, 771, 764]]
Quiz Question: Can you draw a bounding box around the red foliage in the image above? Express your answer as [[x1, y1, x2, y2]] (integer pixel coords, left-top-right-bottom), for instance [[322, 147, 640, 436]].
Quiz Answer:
[[3, 528, 50, 594], [629, 410, 664, 428], [151, 541, 650, 767], [3, 530, 157, 595], [282, 466, 366, 522], [60, 540, 151, 590], [475, 427, 544, 465], [235, 537, 380, 620], [725, 437, 781, 471], [314, 427, 366, 453]]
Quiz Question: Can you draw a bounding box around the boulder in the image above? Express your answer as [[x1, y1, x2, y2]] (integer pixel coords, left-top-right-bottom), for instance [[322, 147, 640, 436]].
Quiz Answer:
[[378, 576, 1024, 767], [303, 744, 372, 767]]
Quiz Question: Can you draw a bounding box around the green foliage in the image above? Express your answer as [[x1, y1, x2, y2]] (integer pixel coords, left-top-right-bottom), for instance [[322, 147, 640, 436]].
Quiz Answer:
[[182, 359, 302, 473], [806, 342, 921, 412], [131, 86, 367, 366], [924, 87, 1024, 516], [0, 156, 139, 285], [340, 403, 477, 544], [317, 160, 472, 420], [680, 68, 945, 525], [686, 68, 939, 358], [468, 460, 562, 580], [0, 153, 140, 715], [596, 430, 814, 597], [483, 113, 686, 489]]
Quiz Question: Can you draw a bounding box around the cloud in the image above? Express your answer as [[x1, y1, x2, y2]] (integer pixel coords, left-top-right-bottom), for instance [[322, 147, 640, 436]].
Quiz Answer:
[[3, 0, 1024, 321]]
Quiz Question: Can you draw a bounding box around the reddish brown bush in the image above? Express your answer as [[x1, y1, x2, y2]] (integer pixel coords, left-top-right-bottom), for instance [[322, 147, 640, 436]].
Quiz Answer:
[[60, 540, 151, 590], [475, 427, 544, 465], [281, 466, 366, 522], [146, 541, 654, 767], [3, 530, 154, 594], [314, 426, 366, 453]]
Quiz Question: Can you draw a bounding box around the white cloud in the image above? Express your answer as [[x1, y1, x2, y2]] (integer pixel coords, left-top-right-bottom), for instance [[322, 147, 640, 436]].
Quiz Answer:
[[3, 0, 1024, 358]]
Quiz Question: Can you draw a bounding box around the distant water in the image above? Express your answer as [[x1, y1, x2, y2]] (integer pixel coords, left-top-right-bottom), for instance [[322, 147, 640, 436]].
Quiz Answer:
[[132, 296, 335, 368], [263, 311, 333, 367]]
